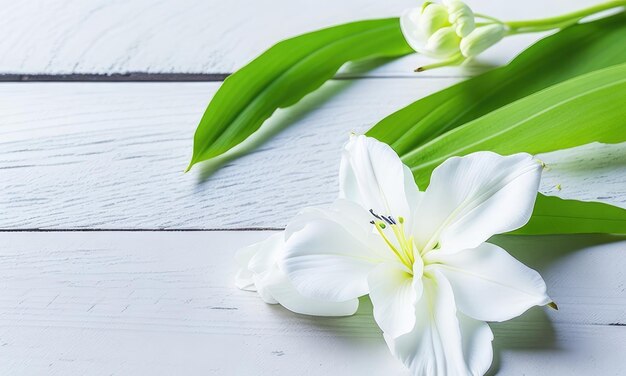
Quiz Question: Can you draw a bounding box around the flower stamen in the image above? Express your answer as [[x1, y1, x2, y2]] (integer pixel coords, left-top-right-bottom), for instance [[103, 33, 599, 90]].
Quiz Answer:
[[369, 210, 416, 269]]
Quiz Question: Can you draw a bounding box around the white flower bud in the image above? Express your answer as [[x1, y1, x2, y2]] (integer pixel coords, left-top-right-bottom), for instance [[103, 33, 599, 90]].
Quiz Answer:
[[401, 0, 476, 59], [445, 0, 475, 37], [423, 26, 461, 58], [418, 3, 450, 37], [460, 23, 506, 57], [401, 0, 506, 66]]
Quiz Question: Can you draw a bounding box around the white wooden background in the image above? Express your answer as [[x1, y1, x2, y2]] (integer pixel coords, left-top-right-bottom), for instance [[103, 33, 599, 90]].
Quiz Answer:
[[1, 0, 625, 375]]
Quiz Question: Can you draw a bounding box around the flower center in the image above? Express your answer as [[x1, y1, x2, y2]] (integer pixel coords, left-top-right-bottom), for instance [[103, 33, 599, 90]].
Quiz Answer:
[[369, 209, 416, 271]]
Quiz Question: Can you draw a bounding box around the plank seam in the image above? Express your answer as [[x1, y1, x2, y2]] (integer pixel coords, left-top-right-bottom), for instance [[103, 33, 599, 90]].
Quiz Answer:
[[0, 228, 284, 232], [0, 73, 468, 82]]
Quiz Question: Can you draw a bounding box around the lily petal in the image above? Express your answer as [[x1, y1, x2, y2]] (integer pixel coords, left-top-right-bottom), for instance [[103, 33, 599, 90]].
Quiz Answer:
[[339, 135, 421, 225], [400, 7, 429, 54], [246, 235, 283, 303], [367, 259, 424, 338], [281, 200, 387, 302], [260, 266, 359, 317], [445, 0, 475, 37], [235, 250, 257, 291], [413, 152, 542, 253], [424, 26, 462, 58], [458, 313, 494, 376], [235, 233, 283, 291], [384, 270, 469, 375], [426, 242, 551, 322], [237, 233, 359, 316]]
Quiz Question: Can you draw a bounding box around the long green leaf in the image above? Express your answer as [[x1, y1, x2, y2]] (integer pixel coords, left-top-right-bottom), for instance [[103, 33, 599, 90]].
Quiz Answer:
[[368, 13, 626, 154], [406, 63, 626, 187], [511, 195, 626, 235], [406, 63, 626, 235], [367, 14, 626, 235], [187, 18, 411, 171]]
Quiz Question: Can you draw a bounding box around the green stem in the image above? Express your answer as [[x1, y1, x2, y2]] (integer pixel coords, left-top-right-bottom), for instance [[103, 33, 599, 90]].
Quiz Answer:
[[416, 53, 464, 72], [504, 0, 626, 34], [474, 13, 504, 24]]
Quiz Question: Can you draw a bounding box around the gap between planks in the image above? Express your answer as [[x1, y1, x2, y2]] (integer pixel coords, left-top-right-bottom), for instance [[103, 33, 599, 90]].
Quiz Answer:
[[0, 73, 467, 82], [0, 228, 283, 232]]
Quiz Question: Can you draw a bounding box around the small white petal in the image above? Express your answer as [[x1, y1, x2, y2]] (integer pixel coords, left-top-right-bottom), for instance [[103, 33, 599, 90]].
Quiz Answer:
[[247, 233, 283, 274], [235, 233, 283, 291], [235, 268, 256, 291], [460, 23, 505, 57], [419, 3, 451, 37], [252, 271, 279, 304], [237, 233, 358, 316], [458, 313, 494, 376], [244, 233, 285, 304], [368, 260, 423, 338], [400, 7, 429, 54], [261, 266, 359, 317], [340, 135, 421, 226], [281, 201, 387, 302], [285, 199, 372, 243], [446, 1, 475, 37], [426, 242, 551, 322], [455, 15, 475, 38], [413, 152, 542, 253], [424, 26, 462, 58], [384, 270, 469, 375]]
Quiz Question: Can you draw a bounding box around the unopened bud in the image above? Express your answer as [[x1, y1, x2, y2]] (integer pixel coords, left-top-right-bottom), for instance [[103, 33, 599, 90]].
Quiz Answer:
[[401, 0, 475, 59], [445, 0, 475, 37], [459, 23, 506, 58], [424, 26, 461, 58], [401, 1, 507, 70]]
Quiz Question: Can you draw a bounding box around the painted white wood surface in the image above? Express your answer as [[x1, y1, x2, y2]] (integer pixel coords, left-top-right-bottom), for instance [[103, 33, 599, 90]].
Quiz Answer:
[[0, 79, 452, 229], [0, 0, 609, 77], [1, 81, 625, 229], [0, 231, 624, 376], [539, 142, 626, 208], [2, 0, 625, 374]]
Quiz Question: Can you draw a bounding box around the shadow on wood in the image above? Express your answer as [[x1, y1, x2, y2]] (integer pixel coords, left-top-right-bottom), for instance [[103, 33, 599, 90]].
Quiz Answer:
[[195, 79, 354, 182], [194, 57, 398, 182]]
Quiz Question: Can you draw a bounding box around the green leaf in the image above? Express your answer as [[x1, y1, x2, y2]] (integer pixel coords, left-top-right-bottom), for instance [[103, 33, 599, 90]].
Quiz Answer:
[[187, 18, 412, 171], [406, 63, 626, 235], [368, 13, 626, 155], [406, 63, 626, 187], [366, 14, 626, 235], [510, 195, 626, 235]]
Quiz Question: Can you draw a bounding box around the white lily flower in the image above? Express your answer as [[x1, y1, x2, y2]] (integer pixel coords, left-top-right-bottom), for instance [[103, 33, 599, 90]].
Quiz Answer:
[[278, 135, 552, 375], [400, 0, 506, 70], [235, 232, 358, 316]]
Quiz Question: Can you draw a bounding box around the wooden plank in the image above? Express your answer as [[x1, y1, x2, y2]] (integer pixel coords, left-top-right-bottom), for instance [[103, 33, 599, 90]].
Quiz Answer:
[[0, 231, 624, 375], [0, 79, 453, 229], [539, 142, 626, 208], [1, 81, 624, 229], [0, 0, 607, 77]]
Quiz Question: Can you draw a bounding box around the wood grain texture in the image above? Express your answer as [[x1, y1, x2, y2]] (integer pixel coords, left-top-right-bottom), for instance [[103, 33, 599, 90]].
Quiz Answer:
[[0, 231, 624, 375], [2, 1, 625, 374], [0, 0, 609, 77], [1, 81, 624, 229], [539, 142, 626, 209], [0, 79, 453, 229]]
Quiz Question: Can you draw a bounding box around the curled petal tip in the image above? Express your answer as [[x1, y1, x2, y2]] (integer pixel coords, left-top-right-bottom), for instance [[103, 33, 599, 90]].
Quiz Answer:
[[536, 159, 547, 169], [548, 301, 559, 311]]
